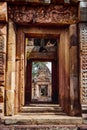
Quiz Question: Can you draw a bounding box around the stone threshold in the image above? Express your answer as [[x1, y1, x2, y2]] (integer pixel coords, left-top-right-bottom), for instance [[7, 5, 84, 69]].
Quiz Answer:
[[1, 114, 82, 125]]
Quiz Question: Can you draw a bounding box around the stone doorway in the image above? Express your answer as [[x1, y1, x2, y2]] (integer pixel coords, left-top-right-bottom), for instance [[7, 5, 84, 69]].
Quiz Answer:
[[14, 25, 81, 116], [4, 3, 81, 116], [25, 37, 58, 104]]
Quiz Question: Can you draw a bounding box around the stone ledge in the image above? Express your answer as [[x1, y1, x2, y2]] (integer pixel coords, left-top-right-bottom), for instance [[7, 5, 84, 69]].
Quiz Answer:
[[1, 115, 82, 125], [0, 125, 78, 130], [0, 125, 87, 130], [78, 125, 87, 130]]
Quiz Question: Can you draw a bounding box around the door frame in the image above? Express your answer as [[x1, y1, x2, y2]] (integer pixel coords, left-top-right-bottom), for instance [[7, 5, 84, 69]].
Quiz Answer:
[[16, 26, 81, 116], [25, 59, 58, 104], [16, 26, 69, 112]]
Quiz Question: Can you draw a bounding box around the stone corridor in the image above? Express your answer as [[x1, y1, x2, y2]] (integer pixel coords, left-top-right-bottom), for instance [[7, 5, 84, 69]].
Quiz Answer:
[[0, 0, 87, 129]]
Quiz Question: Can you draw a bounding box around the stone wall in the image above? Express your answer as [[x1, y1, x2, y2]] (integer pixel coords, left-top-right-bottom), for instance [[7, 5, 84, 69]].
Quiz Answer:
[[79, 23, 87, 105], [79, 1, 87, 119], [0, 2, 7, 116]]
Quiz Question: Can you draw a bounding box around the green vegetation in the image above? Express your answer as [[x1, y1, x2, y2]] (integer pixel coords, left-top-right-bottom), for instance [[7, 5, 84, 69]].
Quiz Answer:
[[32, 62, 47, 78]]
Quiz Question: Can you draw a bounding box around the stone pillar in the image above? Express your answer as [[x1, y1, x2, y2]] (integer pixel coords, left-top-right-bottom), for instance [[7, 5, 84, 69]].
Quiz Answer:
[[69, 24, 81, 116], [16, 28, 25, 108], [36, 85, 39, 98], [0, 2, 7, 116], [59, 28, 70, 115], [0, 26, 7, 116], [79, 23, 87, 116], [5, 19, 16, 116]]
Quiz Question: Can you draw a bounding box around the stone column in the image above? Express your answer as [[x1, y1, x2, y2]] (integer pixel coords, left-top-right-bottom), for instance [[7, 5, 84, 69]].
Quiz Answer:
[[0, 26, 7, 116], [0, 2, 7, 116], [59, 28, 70, 115], [69, 24, 81, 116], [5, 19, 16, 116]]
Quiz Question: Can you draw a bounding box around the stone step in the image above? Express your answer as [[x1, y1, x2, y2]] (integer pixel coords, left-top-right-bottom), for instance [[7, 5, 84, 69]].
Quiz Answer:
[[1, 125, 87, 130], [26, 104, 60, 107], [78, 125, 87, 130], [2, 114, 82, 125], [19, 112, 66, 115], [21, 106, 63, 113], [0, 125, 79, 130], [21, 104, 63, 113], [1, 104, 82, 126]]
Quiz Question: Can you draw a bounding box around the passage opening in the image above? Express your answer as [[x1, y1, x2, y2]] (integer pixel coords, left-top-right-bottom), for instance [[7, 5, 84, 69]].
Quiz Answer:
[[31, 61, 52, 103], [25, 36, 58, 104]]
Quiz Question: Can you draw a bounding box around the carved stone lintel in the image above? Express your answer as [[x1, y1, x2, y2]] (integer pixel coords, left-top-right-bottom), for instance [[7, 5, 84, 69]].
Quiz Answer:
[[8, 5, 78, 25]]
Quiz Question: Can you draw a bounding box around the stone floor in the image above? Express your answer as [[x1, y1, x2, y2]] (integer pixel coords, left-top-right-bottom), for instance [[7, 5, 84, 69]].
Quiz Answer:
[[0, 124, 87, 130], [0, 104, 87, 130]]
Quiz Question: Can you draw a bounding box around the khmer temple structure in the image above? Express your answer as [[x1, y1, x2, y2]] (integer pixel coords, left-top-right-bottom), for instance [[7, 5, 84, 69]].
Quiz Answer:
[[0, 0, 87, 129]]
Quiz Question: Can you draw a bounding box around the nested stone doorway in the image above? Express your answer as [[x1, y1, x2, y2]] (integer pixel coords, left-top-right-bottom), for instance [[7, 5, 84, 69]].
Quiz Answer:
[[15, 25, 81, 116], [5, 3, 81, 116], [16, 26, 70, 114], [25, 37, 58, 104]]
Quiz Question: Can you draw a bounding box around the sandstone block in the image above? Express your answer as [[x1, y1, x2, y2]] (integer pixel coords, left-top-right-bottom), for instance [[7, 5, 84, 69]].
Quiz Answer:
[[7, 61, 15, 72], [0, 87, 4, 102], [6, 90, 14, 115], [0, 75, 4, 82], [0, 2, 7, 22]]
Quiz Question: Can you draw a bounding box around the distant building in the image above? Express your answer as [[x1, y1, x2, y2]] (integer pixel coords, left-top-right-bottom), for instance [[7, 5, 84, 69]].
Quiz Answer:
[[32, 64, 52, 102]]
